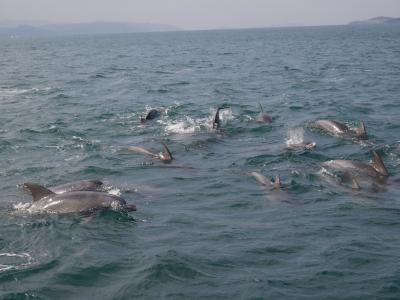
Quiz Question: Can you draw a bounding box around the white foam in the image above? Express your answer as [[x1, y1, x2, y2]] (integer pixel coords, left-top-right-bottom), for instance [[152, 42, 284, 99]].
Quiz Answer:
[[164, 116, 202, 134], [103, 184, 122, 196], [0, 252, 34, 273]]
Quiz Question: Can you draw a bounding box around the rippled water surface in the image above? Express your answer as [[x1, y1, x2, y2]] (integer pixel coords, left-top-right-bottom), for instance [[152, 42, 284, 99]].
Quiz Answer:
[[1, 25, 400, 299]]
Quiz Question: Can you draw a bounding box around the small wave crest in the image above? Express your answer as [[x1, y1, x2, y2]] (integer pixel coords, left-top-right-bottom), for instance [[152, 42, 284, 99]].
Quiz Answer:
[[0, 86, 53, 97], [0, 252, 35, 273]]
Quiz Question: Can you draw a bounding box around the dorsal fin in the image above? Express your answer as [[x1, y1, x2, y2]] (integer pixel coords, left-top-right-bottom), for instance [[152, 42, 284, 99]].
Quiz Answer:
[[258, 102, 264, 112], [351, 178, 361, 191], [371, 150, 388, 176], [23, 183, 55, 201], [355, 120, 367, 139], [274, 175, 281, 188], [160, 142, 173, 162], [213, 107, 222, 129]]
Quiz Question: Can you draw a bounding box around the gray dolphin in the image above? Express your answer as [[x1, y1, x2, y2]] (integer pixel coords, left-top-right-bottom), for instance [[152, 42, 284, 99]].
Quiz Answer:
[[140, 109, 160, 124], [50, 179, 103, 194], [255, 103, 272, 124], [22, 183, 136, 214], [250, 172, 282, 190], [212, 107, 229, 129], [126, 142, 173, 163], [249, 172, 289, 200], [322, 150, 388, 179], [313, 120, 367, 140]]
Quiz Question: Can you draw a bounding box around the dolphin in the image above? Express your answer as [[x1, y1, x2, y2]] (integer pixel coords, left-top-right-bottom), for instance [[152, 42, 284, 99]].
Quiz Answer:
[[255, 103, 272, 124], [126, 142, 173, 163], [250, 172, 282, 190], [321, 150, 388, 179], [140, 109, 160, 124], [49, 180, 104, 194], [249, 172, 289, 201], [212, 107, 229, 129], [22, 183, 136, 214], [313, 120, 367, 140]]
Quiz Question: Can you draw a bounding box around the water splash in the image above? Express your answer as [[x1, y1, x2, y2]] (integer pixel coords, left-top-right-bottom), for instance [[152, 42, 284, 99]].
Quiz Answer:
[[285, 127, 305, 146]]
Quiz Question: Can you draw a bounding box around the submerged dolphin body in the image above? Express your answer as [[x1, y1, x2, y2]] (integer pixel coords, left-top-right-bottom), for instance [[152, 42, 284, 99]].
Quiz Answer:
[[255, 103, 272, 124], [322, 151, 388, 180], [313, 120, 367, 140], [22, 183, 136, 214], [50, 180, 104, 194], [126, 142, 173, 163], [140, 109, 160, 124]]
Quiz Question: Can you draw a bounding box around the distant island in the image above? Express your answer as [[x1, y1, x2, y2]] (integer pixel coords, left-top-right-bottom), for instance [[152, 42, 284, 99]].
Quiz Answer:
[[349, 16, 400, 25], [0, 22, 180, 38]]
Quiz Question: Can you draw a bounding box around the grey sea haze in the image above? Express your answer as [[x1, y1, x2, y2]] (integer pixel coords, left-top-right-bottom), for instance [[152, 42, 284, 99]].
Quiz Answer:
[[0, 25, 400, 299]]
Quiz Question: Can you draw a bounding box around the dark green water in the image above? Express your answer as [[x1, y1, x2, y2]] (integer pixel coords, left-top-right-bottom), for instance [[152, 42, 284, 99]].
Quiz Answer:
[[0, 25, 400, 299]]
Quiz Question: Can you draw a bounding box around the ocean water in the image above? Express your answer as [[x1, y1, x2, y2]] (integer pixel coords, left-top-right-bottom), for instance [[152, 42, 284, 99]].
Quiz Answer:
[[1, 25, 400, 299]]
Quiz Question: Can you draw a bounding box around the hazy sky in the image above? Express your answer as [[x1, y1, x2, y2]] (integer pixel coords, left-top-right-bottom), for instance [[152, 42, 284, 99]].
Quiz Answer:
[[1, 0, 399, 29]]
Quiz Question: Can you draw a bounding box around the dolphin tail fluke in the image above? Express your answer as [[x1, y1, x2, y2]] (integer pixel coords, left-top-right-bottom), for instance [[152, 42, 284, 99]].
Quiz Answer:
[[372, 151, 388, 176], [355, 120, 367, 139], [258, 102, 264, 112], [161, 142, 173, 161], [22, 183, 55, 201]]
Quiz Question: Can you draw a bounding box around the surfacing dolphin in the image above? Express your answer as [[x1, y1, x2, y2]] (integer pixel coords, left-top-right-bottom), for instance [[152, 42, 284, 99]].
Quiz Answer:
[[250, 172, 282, 190], [126, 142, 173, 163], [140, 109, 160, 124], [322, 150, 388, 180], [49, 179, 104, 194], [313, 120, 367, 140], [22, 183, 136, 214], [256, 103, 272, 124], [249, 172, 289, 200]]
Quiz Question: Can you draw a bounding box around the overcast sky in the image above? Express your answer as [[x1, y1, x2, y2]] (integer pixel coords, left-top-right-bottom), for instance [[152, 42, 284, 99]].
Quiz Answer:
[[1, 0, 399, 29]]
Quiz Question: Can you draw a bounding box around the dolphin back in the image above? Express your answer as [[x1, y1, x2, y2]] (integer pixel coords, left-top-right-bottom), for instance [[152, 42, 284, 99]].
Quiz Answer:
[[50, 180, 103, 194]]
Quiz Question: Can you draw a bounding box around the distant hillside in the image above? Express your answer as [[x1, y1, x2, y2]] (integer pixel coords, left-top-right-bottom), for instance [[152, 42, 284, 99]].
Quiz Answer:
[[0, 22, 180, 38], [349, 16, 400, 25]]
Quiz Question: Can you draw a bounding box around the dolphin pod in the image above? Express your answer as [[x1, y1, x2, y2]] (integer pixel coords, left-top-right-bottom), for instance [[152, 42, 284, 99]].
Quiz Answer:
[[22, 183, 136, 214], [313, 120, 367, 140]]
